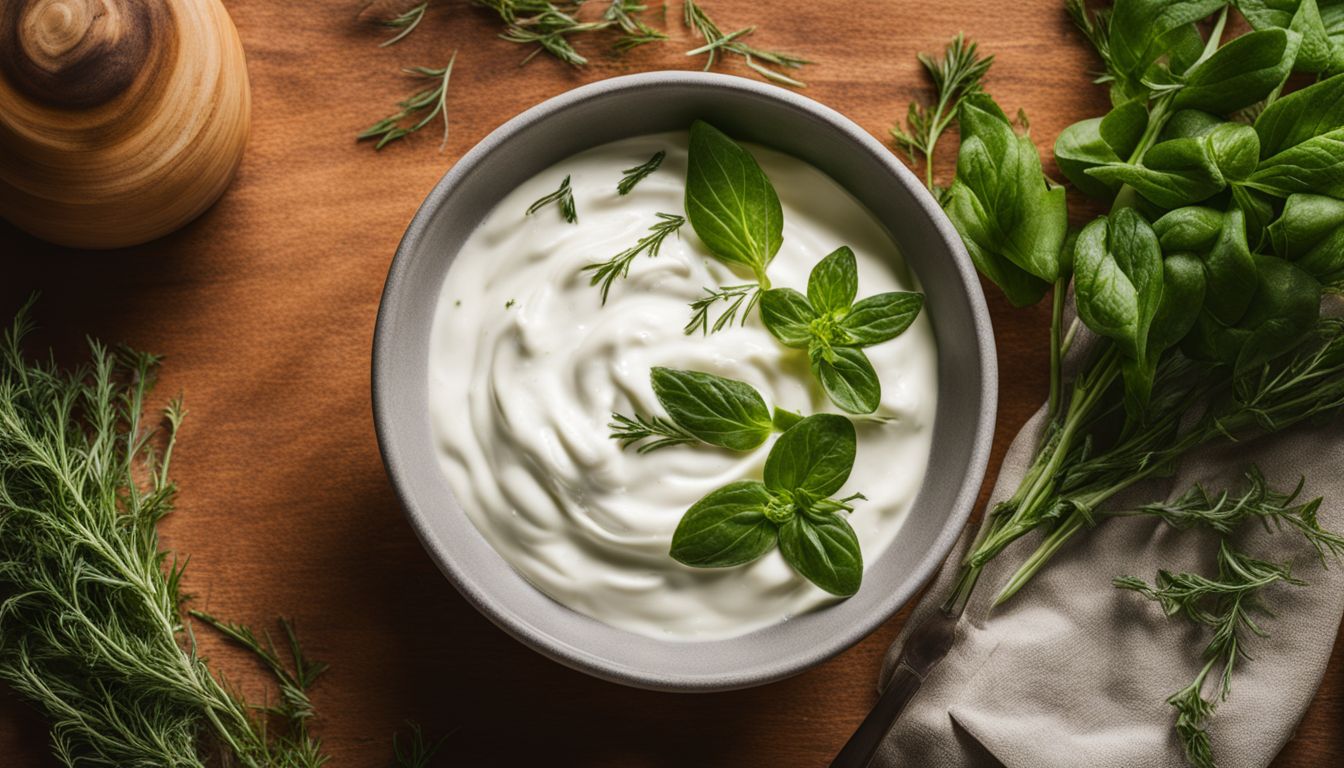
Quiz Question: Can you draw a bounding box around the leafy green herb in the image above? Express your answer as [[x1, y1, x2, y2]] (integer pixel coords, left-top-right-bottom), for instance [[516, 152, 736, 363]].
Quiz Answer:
[[378, 2, 429, 47], [760, 246, 924, 413], [581, 212, 685, 303], [617, 150, 666, 194], [610, 367, 800, 453], [890, 33, 994, 193], [358, 54, 458, 150], [0, 303, 330, 767], [670, 415, 865, 595], [684, 120, 782, 282], [945, 93, 1068, 308], [684, 283, 764, 335], [526, 174, 578, 223], [682, 0, 809, 87]]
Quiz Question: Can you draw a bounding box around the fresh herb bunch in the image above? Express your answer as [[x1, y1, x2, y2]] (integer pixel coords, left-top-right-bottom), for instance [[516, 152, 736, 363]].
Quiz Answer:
[[914, 5, 1344, 763], [610, 367, 803, 453], [358, 55, 458, 150], [760, 246, 924, 413], [526, 174, 579, 223], [0, 303, 330, 767], [581, 212, 685, 303], [671, 414, 866, 596]]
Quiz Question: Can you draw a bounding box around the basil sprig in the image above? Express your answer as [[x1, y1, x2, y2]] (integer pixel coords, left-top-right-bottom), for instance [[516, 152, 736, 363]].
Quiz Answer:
[[670, 414, 865, 596], [759, 247, 924, 414], [609, 368, 802, 453]]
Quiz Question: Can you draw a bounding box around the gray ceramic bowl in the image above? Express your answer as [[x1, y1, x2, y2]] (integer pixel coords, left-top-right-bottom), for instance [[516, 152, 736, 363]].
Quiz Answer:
[[373, 71, 996, 692]]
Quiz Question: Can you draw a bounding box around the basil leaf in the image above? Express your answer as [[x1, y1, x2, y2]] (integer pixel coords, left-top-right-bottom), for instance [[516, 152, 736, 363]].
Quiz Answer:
[[684, 120, 783, 278], [840, 291, 924, 346], [1269, 193, 1344, 283], [778, 513, 863, 596], [1253, 71, 1344, 157], [1159, 108, 1225, 142], [1200, 207, 1259, 325], [1153, 206, 1223, 252], [763, 413, 856, 498], [1055, 117, 1124, 199], [650, 367, 774, 451], [808, 246, 859, 315], [1231, 182, 1277, 250], [1073, 208, 1165, 363], [1174, 29, 1294, 114], [1087, 137, 1226, 208], [1152, 253, 1209, 355], [810, 346, 881, 415], [1108, 0, 1227, 99], [946, 95, 1066, 306], [1246, 127, 1344, 197], [759, 287, 816, 348], [1101, 98, 1150, 158], [670, 481, 778, 567], [1234, 255, 1323, 372], [1239, 0, 1337, 73], [1206, 123, 1261, 180]]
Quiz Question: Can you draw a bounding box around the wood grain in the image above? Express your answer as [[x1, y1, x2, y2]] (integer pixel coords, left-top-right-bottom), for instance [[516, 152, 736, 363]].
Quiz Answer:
[[1, 1, 1339, 765]]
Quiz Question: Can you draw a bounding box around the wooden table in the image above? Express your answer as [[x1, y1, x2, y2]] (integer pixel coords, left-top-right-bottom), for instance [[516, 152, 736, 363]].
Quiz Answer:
[[2, 1, 1339, 765]]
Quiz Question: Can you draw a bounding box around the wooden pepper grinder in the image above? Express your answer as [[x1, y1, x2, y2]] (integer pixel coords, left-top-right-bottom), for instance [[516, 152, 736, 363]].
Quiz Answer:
[[0, 0, 250, 249]]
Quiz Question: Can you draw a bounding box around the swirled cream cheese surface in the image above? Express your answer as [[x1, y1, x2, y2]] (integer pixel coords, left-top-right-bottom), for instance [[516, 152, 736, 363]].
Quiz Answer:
[[428, 132, 937, 640]]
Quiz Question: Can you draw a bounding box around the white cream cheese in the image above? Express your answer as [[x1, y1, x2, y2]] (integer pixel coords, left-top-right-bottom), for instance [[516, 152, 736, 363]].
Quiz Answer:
[[427, 131, 938, 641]]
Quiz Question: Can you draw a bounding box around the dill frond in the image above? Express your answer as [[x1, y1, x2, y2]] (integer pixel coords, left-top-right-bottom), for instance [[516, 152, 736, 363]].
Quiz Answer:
[[378, 2, 429, 47], [608, 412, 698, 453], [682, 0, 809, 87], [890, 33, 993, 192], [617, 150, 666, 195], [684, 283, 762, 335]]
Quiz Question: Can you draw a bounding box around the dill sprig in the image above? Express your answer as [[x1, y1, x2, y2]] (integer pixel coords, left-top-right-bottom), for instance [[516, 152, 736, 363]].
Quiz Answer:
[[608, 412, 698, 453], [617, 150, 666, 195], [358, 54, 458, 150], [476, 0, 664, 66], [391, 722, 448, 768], [1116, 541, 1313, 768], [378, 2, 429, 47], [582, 212, 685, 303], [890, 33, 993, 193], [683, 0, 809, 88], [0, 301, 329, 767], [684, 283, 763, 335], [526, 174, 578, 223]]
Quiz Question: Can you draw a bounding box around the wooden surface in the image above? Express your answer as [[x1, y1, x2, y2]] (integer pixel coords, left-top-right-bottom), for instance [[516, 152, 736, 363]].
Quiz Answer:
[[1, 1, 1339, 765]]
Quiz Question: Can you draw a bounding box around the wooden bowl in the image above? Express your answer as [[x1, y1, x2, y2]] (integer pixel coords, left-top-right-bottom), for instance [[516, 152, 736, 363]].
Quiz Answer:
[[0, 0, 251, 249]]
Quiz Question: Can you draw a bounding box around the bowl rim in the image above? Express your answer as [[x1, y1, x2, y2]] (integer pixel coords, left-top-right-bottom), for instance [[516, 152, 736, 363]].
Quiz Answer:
[[372, 70, 997, 691]]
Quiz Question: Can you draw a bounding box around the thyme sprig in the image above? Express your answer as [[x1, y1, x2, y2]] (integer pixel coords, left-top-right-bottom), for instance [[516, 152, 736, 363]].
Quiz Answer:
[[378, 2, 429, 47], [358, 54, 457, 150], [526, 174, 578, 223], [683, 0, 809, 87], [582, 212, 685, 303], [890, 33, 993, 193], [1116, 541, 1314, 768], [608, 412, 698, 453], [617, 150, 666, 194], [476, 0, 664, 66], [684, 283, 763, 335]]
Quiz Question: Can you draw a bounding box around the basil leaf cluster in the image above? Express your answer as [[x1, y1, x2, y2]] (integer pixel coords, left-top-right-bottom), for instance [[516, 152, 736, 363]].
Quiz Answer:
[[670, 415, 864, 596], [759, 247, 924, 414], [945, 94, 1069, 307]]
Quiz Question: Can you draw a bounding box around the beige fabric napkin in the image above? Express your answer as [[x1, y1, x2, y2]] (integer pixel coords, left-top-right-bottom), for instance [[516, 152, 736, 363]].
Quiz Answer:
[[877, 320, 1344, 768]]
